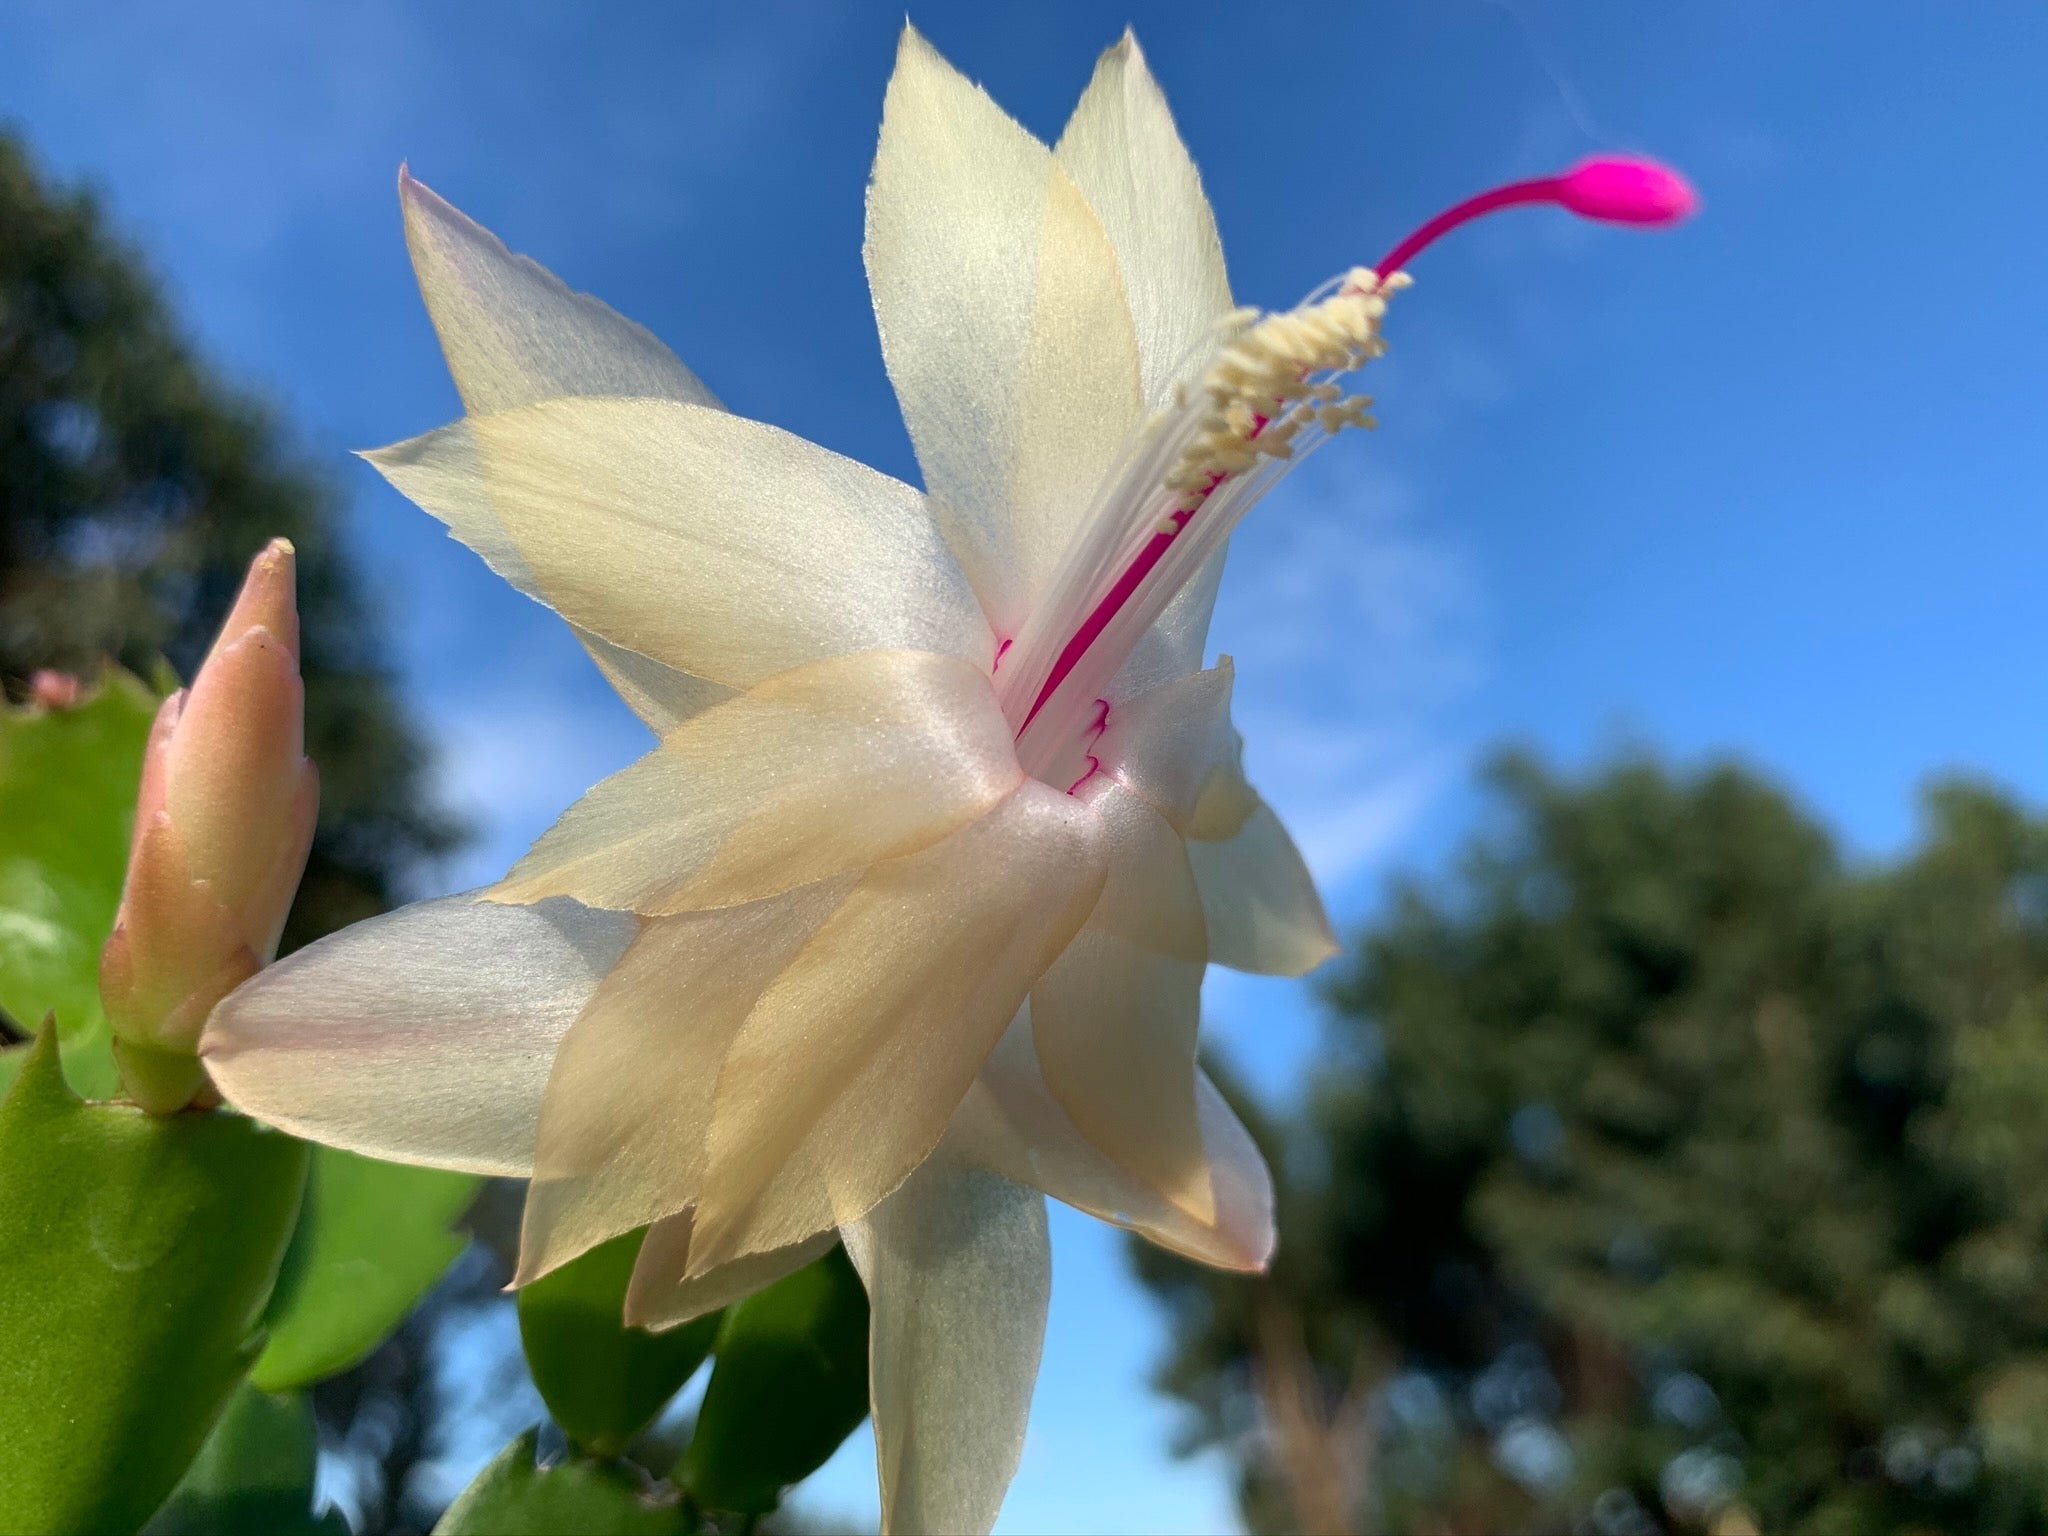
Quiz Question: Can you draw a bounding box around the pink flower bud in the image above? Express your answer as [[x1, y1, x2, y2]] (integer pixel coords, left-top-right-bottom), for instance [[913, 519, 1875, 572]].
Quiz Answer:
[[28, 670, 84, 710], [100, 539, 319, 1112]]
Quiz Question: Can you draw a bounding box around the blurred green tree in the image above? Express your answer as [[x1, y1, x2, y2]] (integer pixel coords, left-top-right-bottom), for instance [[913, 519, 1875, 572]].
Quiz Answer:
[[0, 130, 463, 952], [1138, 752, 2048, 1536]]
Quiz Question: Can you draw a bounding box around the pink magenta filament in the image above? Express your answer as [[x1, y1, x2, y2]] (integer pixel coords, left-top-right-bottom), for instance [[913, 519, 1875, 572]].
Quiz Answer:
[[1020, 155, 1696, 744]]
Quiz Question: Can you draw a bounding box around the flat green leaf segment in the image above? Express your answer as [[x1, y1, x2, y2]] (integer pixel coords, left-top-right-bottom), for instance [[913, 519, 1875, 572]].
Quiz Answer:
[[254, 1146, 480, 1391], [519, 1227, 720, 1457], [144, 1381, 344, 1536], [686, 1245, 871, 1514], [0, 670, 161, 1099], [435, 1430, 692, 1536], [0, 1028, 308, 1535]]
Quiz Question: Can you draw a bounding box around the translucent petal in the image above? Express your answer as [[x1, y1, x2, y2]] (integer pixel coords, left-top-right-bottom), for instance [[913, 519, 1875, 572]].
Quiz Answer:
[[1055, 31, 1234, 403], [955, 1015, 1274, 1271], [865, 25, 1142, 639], [495, 651, 1020, 916], [686, 783, 1108, 1271], [625, 1214, 835, 1331], [399, 169, 720, 416], [1188, 797, 1341, 978], [398, 173, 730, 732], [1029, 777, 1211, 1222], [1098, 662, 1238, 831], [201, 895, 633, 1175], [365, 400, 992, 690], [843, 1150, 1050, 1536], [515, 883, 851, 1283], [1111, 544, 1225, 703]]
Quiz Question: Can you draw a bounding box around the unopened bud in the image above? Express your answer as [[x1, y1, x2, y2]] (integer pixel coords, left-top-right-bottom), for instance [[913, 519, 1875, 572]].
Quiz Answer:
[[28, 670, 85, 710], [100, 540, 319, 1113]]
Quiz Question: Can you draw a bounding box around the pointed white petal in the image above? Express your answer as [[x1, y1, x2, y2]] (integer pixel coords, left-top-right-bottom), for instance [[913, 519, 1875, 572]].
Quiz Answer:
[[1098, 662, 1239, 831], [957, 1015, 1274, 1272], [1113, 544, 1226, 701], [399, 170, 719, 416], [201, 895, 633, 1175], [1056, 32, 1234, 402], [1031, 928, 1210, 1224], [686, 783, 1107, 1270], [575, 626, 736, 735], [865, 25, 1141, 637], [1188, 796, 1340, 977], [398, 173, 730, 732], [843, 1151, 1050, 1536], [1029, 780, 1212, 1223], [366, 400, 992, 690], [624, 1213, 835, 1331], [495, 650, 1020, 915], [515, 884, 850, 1283]]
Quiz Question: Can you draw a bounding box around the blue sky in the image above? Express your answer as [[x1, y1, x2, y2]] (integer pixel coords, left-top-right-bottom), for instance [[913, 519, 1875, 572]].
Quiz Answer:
[[7, 2, 2046, 1530]]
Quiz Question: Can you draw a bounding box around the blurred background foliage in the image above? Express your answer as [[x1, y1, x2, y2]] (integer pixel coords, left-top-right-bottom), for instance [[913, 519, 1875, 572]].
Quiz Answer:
[[1137, 753, 2048, 1535]]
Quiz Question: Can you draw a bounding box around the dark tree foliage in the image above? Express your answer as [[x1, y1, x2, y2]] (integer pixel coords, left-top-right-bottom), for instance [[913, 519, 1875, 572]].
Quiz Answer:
[[0, 130, 463, 949], [1137, 752, 2048, 1536]]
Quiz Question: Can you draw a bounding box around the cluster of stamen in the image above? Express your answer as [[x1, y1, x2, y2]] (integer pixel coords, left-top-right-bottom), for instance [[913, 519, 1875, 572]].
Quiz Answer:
[[1161, 269, 1407, 510]]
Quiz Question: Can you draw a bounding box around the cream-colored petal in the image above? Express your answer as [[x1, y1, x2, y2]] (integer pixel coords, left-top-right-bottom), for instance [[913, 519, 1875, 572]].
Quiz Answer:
[[1056, 31, 1234, 402], [843, 1150, 1049, 1536], [624, 1213, 835, 1331], [366, 400, 992, 690], [576, 627, 736, 735], [495, 650, 1020, 916], [866, 26, 1142, 638], [1031, 779, 1212, 1225], [201, 895, 633, 1175], [400, 169, 720, 415], [398, 173, 730, 733], [686, 783, 1108, 1271], [1188, 796, 1340, 977], [955, 1014, 1274, 1271], [515, 883, 850, 1283], [1112, 544, 1226, 702], [1098, 661, 1239, 831]]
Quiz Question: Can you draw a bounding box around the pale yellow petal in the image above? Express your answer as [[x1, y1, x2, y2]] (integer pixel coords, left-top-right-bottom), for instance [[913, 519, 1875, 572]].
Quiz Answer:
[[366, 400, 991, 690], [1188, 796, 1340, 977], [1112, 544, 1226, 702], [686, 783, 1108, 1270], [1055, 31, 1234, 401], [1071, 775, 1206, 962], [398, 173, 731, 732], [201, 895, 633, 1175], [1027, 781, 1211, 1230], [955, 1015, 1274, 1271], [865, 25, 1142, 638], [1014, 781, 1222, 1236], [399, 169, 720, 415], [1097, 661, 1238, 831], [515, 883, 849, 1283], [843, 1151, 1049, 1536], [624, 1213, 835, 1331], [1006, 166, 1144, 613], [495, 651, 1019, 916]]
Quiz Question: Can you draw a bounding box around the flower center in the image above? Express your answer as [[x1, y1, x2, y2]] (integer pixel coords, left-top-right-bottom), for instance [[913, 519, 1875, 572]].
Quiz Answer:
[[1001, 155, 1697, 788]]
